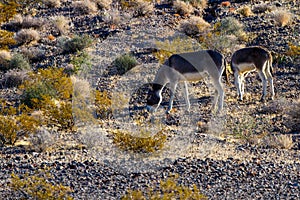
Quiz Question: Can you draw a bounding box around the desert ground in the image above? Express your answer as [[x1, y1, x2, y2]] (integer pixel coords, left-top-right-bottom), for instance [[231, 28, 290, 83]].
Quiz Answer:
[[0, 0, 299, 199]]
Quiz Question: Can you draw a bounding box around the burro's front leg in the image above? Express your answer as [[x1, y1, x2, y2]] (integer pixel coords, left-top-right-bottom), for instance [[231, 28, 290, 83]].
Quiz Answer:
[[167, 82, 177, 113], [213, 79, 224, 113], [183, 81, 190, 112]]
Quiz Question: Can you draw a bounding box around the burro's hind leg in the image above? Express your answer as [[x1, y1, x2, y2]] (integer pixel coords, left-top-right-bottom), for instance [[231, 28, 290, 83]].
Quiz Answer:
[[212, 78, 224, 113], [265, 62, 275, 100], [234, 71, 243, 101], [258, 69, 268, 102]]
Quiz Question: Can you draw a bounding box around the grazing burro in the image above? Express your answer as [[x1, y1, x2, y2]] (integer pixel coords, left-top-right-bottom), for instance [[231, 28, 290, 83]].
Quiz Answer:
[[147, 50, 226, 114], [230, 46, 275, 102]]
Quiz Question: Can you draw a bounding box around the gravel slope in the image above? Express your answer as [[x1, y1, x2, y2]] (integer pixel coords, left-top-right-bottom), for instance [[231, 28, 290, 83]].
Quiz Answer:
[[0, 0, 299, 199]]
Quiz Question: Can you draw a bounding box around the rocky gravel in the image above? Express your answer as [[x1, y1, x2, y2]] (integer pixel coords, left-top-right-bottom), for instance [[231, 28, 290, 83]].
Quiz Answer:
[[0, 0, 299, 199], [1, 145, 299, 199]]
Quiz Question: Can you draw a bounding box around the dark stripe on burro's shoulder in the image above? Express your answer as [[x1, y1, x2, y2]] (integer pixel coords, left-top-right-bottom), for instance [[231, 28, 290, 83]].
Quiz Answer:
[[168, 50, 223, 74]]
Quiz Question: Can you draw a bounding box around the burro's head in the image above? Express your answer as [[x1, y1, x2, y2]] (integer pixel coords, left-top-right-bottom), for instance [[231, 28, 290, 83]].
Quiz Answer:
[[146, 83, 163, 112]]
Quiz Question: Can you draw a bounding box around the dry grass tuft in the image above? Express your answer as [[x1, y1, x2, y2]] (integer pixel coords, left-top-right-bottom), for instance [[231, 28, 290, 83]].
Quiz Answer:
[[5, 14, 23, 31], [271, 10, 293, 27], [51, 15, 70, 35], [2, 69, 29, 88], [0, 50, 12, 65], [173, 0, 194, 16], [264, 134, 294, 149], [91, 0, 112, 9], [14, 29, 40, 45], [180, 16, 210, 36], [133, 0, 154, 17], [286, 99, 300, 132], [252, 3, 275, 13], [28, 127, 56, 152], [72, 0, 98, 14], [184, 0, 207, 10], [237, 5, 253, 17], [22, 15, 44, 29], [103, 9, 122, 26], [43, 0, 61, 8], [20, 47, 46, 62]]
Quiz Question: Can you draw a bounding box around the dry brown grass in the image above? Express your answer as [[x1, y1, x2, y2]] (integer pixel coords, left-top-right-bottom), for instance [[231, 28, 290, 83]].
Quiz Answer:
[[272, 10, 293, 27], [14, 29, 40, 45], [22, 15, 44, 29], [51, 15, 70, 35], [264, 134, 294, 150], [72, 0, 98, 14], [237, 5, 253, 17], [103, 9, 121, 26], [187, 0, 207, 10], [180, 16, 210, 36], [173, 0, 194, 16], [0, 50, 12, 63], [133, 0, 154, 17], [91, 0, 112, 9], [252, 3, 275, 13], [2, 69, 29, 88], [43, 0, 61, 8]]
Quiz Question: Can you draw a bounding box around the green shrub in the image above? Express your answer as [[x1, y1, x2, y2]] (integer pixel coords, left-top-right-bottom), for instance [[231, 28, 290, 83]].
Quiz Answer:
[[62, 34, 93, 53], [153, 36, 201, 63], [122, 175, 207, 199], [21, 82, 57, 108], [286, 42, 300, 57], [0, 1, 19, 49], [0, 30, 16, 50], [112, 54, 138, 74], [215, 17, 245, 39], [41, 98, 75, 130], [0, 102, 40, 145], [94, 90, 112, 119], [70, 50, 92, 74], [0, 52, 30, 71], [199, 17, 249, 54], [9, 53, 31, 70], [11, 171, 73, 200], [19, 68, 93, 130]]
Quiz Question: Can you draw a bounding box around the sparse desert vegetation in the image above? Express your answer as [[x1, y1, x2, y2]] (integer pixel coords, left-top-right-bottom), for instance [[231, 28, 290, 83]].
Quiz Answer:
[[0, 0, 299, 199]]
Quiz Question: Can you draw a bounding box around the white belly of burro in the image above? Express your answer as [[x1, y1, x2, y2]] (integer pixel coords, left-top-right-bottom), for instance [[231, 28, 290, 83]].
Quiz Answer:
[[235, 63, 256, 74], [183, 72, 207, 81]]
